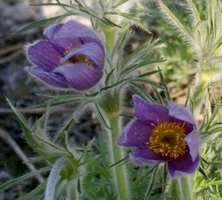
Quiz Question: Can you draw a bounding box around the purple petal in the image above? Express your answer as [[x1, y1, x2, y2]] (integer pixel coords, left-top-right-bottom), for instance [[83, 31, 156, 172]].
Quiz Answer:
[[129, 148, 162, 165], [60, 42, 104, 69], [43, 23, 63, 39], [118, 119, 152, 147], [168, 152, 199, 177], [53, 63, 102, 90], [168, 103, 196, 125], [185, 128, 200, 161], [133, 95, 169, 123], [27, 67, 68, 88], [50, 37, 82, 54], [25, 40, 61, 71], [52, 20, 104, 50]]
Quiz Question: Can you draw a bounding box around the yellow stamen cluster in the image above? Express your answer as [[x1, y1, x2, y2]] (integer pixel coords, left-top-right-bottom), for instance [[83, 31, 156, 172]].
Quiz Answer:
[[148, 122, 186, 159], [69, 54, 93, 65]]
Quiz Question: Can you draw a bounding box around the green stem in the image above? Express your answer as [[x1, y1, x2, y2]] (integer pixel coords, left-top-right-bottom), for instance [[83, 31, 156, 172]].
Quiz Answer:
[[108, 114, 131, 200], [172, 176, 193, 200], [67, 178, 79, 200], [100, 91, 131, 200]]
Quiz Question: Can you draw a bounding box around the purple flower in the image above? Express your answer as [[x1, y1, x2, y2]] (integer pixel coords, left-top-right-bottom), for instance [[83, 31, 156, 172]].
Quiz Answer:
[[25, 20, 105, 90], [118, 95, 200, 176]]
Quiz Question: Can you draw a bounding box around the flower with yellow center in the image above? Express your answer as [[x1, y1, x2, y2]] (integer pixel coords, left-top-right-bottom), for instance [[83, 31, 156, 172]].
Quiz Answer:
[[118, 95, 200, 176]]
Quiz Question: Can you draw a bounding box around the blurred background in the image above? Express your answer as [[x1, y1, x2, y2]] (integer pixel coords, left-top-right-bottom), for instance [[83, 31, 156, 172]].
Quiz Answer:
[[0, 0, 213, 199]]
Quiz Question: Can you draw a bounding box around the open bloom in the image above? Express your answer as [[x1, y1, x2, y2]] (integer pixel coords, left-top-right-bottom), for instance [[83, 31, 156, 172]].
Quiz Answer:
[[118, 95, 200, 176], [25, 20, 105, 90]]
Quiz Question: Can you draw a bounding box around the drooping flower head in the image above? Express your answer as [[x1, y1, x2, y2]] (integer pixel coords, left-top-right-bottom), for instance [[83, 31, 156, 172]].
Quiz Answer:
[[118, 95, 200, 176], [25, 20, 105, 90]]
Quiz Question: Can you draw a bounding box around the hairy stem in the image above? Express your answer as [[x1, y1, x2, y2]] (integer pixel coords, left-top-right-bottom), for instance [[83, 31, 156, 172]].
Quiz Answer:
[[108, 113, 130, 200], [67, 178, 79, 200], [172, 176, 193, 200], [100, 91, 131, 200]]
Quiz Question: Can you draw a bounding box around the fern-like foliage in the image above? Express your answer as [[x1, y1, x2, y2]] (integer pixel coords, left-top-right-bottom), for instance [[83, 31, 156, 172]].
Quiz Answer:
[[158, 0, 222, 80]]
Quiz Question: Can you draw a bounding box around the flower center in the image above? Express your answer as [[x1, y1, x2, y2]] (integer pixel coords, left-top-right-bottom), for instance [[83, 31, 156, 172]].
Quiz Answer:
[[148, 122, 187, 159], [69, 54, 93, 65]]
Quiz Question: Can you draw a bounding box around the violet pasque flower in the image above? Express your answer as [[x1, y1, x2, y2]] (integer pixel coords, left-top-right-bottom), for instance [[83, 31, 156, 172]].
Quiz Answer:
[[118, 95, 200, 176], [25, 20, 105, 90]]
